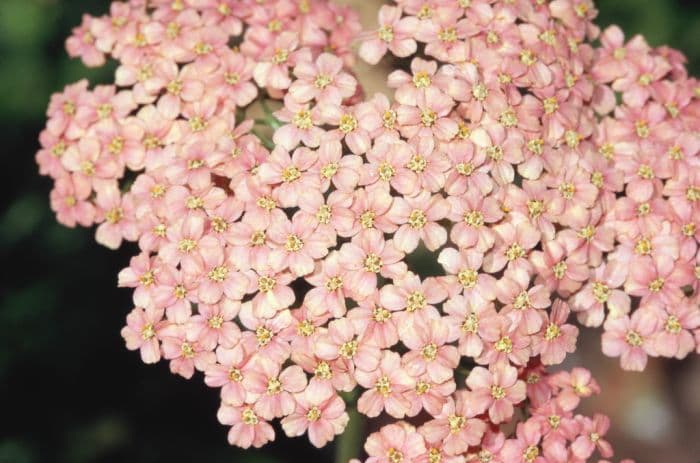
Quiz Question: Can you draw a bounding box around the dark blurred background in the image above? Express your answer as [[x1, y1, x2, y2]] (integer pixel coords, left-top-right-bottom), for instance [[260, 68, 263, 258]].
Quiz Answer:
[[2, 1, 700, 462]]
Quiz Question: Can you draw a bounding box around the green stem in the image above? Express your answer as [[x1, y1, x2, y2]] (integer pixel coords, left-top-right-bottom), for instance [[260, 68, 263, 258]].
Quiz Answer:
[[335, 405, 365, 463], [251, 128, 274, 150]]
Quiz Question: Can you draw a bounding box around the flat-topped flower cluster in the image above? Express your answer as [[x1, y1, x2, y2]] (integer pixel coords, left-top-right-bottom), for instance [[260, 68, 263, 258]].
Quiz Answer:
[[36, 0, 700, 461]]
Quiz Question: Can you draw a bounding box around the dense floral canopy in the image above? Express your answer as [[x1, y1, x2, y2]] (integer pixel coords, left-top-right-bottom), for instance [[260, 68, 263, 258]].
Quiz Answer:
[[36, 0, 700, 461]]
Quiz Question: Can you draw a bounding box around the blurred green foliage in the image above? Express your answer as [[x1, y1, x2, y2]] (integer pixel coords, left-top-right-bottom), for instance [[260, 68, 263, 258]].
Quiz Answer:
[[1, 1, 699, 462]]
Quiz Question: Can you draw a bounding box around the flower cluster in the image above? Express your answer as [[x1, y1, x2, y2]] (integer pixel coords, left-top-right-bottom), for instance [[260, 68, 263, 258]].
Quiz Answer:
[[36, 0, 700, 461]]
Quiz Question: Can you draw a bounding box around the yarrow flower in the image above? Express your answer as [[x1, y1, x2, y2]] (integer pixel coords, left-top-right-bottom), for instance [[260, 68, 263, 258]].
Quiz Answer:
[[38, 0, 700, 461]]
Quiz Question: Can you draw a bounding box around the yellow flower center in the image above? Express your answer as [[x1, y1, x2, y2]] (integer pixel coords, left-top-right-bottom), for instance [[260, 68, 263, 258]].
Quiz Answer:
[[544, 323, 561, 341], [448, 414, 466, 433], [339, 340, 358, 359], [378, 25, 394, 43], [625, 330, 643, 347], [242, 408, 259, 425], [495, 336, 513, 353], [258, 276, 276, 293], [314, 74, 332, 89], [282, 166, 301, 183], [208, 265, 229, 282], [293, 109, 313, 129], [363, 253, 383, 273], [406, 291, 427, 312], [373, 306, 392, 323], [421, 343, 438, 361], [256, 326, 273, 347], [406, 154, 427, 172], [339, 114, 358, 133], [461, 312, 479, 333], [592, 281, 610, 303], [267, 378, 282, 395], [505, 243, 525, 261], [491, 385, 506, 400], [413, 71, 432, 88], [375, 376, 392, 397], [360, 210, 376, 229], [408, 209, 427, 229]]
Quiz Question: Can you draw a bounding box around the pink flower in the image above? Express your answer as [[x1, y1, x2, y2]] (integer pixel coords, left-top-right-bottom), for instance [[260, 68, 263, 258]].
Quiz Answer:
[[66, 14, 106, 67], [339, 229, 407, 299], [217, 403, 275, 449], [400, 317, 459, 383], [365, 422, 427, 463], [549, 367, 600, 412], [532, 300, 579, 366], [315, 318, 382, 374], [289, 52, 357, 104], [420, 390, 488, 455], [121, 306, 166, 364], [572, 414, 613, 459], [243, 359, 307, 420], [391, 191, 449, 252], [186, 300, 241, 350], [281, 382, 349, 448], [396, 87, 458, 141], [467, 364, 527, 424], [359, 6, 419, 64], [214, 50, 258, 108], [356, 351, 413, 419], [601, 309, 659, 371]]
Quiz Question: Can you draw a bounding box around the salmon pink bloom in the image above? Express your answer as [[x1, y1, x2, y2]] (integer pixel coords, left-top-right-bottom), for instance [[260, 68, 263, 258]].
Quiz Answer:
[[467, 365, 527, 424], [346, 294, 400, 349], [289, 52, 357, 104], [420, 391, 488, 456], [532, 300, 579, 366], [315, 318, 382, 374], [356, 351, 413, 419], [121, 306, 166, 364], [359, 6, 419, 65], [364, 422, 427, 463], [443, 293, 498, 359], [549, 367, 600, 412], [186, 300, 241, 350], [243, 360, 308, 420], [339, 230, 407, 299], [438, 247, 498, 300], [39, 0, 700, 458], [400, 317, 459, 383], [281, 382, 349, 448], [571, 414, 613, 460], [217, 403, 275, 449], [396, 87, 458, 141], [601, 309, 659, 371], [160, 324, 215, 379], [390, 191, 449, 252]]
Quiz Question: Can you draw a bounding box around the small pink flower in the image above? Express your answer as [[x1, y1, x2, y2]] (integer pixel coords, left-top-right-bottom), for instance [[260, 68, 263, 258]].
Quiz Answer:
[[572, 414, 613, 459], [420, 390, 488, 455], [532, 300, 579, 366], [391, 191, 449, 252], [359, 6, 419, 64], [281, 382, 349, 448], [601, 309, 659, 371], [243, 359, 307, 420], [356, 351, 413, 419], [339, 229, 407, 299], [121, 306, 166, 364], [217, 403, 275, 449], [365, 422, 427, 463], [289, 52, 357, 104], [549, 367, 600, 412], [467, 364, 527, 424], [400, 317, 459, 383]]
